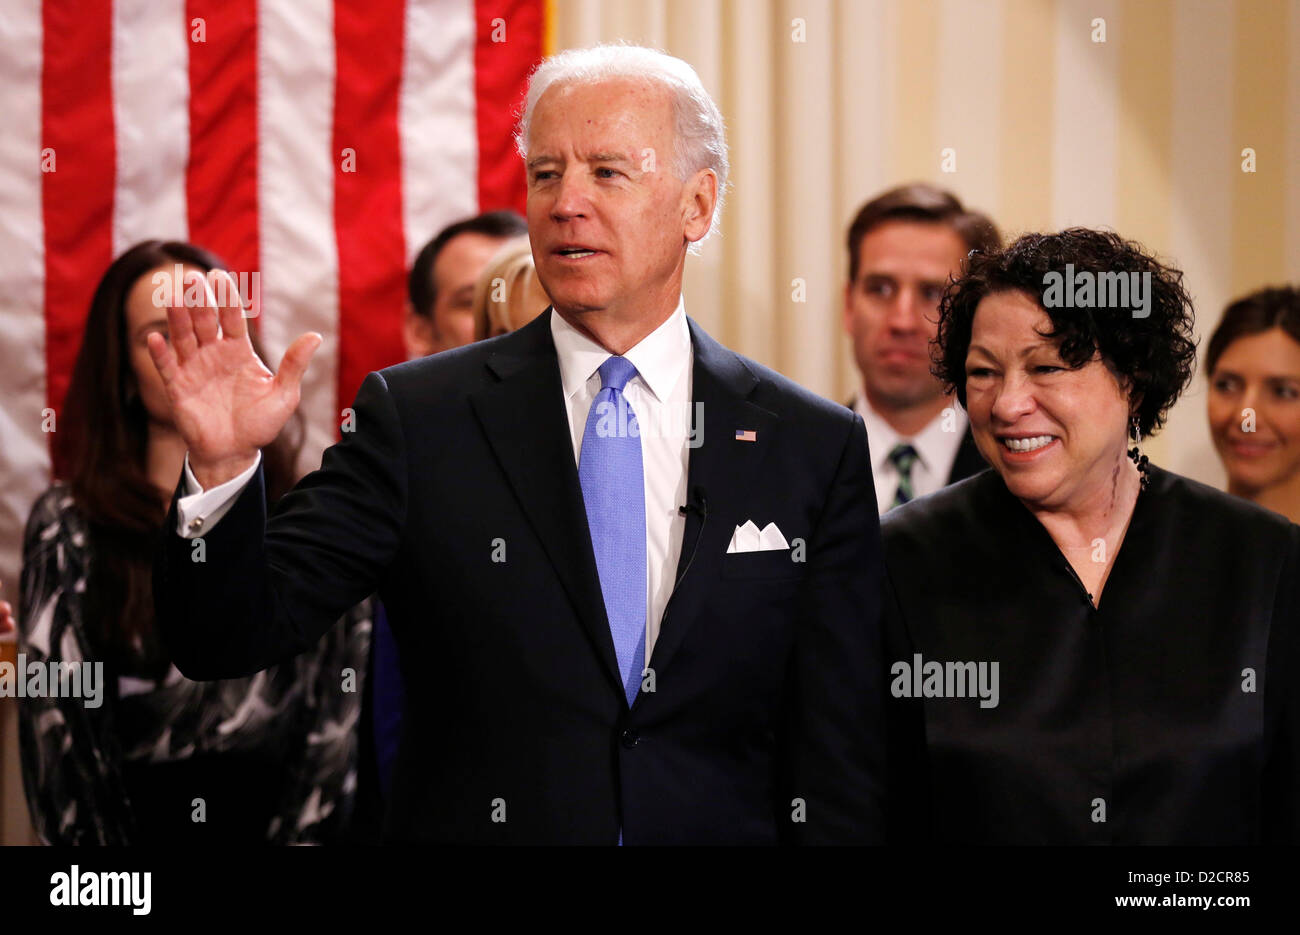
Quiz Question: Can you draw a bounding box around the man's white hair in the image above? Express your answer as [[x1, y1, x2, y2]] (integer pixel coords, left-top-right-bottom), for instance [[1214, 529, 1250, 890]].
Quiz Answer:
[[515, 43, 729, 248]]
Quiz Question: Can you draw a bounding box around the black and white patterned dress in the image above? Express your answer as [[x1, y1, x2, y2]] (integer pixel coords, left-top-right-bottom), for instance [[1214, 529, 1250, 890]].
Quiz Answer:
[[17, 484, 371, 844]]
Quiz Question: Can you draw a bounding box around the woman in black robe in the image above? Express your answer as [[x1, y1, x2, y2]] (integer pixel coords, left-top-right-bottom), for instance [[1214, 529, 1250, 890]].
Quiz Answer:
[[883, 229, 1299, 844]]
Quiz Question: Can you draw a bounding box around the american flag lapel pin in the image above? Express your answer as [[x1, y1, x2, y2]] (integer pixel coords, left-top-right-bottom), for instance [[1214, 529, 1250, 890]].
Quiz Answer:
[[735, 429, 757, 443]]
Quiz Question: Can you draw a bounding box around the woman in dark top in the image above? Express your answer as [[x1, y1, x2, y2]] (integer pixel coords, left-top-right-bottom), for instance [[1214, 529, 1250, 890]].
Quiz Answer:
[[17, 240, 370, 844], [883, 229, 1299, 844]]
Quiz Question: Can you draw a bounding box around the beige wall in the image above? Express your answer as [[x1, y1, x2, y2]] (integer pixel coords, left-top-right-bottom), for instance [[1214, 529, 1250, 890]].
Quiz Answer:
[[552, 0, 1300, 486]]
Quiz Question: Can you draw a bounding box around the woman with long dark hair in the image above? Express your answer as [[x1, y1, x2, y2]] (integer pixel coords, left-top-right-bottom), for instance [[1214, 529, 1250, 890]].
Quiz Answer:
[[17, 240, 370, 844]]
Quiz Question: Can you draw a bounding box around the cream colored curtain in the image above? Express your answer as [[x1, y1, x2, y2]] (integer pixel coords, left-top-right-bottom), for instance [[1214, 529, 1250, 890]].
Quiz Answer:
[[551, 0, 1300, 487]]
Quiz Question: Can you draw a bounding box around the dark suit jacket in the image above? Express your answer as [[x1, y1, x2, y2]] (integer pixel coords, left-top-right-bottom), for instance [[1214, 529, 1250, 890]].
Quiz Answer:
[[946, 428, 987, 484], [156, 310, 886, 844], [845, 394, 987, 486], [881, 466, 1300, 844]]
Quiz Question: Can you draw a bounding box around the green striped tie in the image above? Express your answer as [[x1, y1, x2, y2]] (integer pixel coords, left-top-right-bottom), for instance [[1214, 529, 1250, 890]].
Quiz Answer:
[[888, 443, 920, 509]]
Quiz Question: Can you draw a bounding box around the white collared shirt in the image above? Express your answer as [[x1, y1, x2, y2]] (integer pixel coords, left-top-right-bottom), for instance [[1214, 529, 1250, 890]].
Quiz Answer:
[[853, 393, 968, 513], [551, 297, 692, 660], [178, 299, 694, 661]]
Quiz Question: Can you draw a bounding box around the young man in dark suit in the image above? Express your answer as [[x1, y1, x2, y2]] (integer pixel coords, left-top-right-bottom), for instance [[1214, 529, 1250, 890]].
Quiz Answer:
[[150, 45, 885, 845], [842, 184, 1000, 511]]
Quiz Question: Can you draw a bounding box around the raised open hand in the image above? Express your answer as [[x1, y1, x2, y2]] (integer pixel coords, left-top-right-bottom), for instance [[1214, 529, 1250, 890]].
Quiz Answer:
[[147, 269, 321, 489]]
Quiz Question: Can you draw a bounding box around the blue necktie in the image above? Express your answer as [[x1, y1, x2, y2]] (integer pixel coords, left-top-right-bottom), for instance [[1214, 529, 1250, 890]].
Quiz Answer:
[[578, 356, 647, 708]]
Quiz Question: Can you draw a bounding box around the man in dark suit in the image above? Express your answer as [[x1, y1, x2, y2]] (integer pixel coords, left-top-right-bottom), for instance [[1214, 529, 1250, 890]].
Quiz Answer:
[[149, 44, 885, 844], [841, 183, 1000, 510]]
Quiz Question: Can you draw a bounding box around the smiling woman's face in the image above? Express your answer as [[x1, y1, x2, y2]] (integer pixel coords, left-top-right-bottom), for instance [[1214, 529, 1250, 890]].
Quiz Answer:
[[1207, 327, 1300, 497], [964, 290, 1134, 511]]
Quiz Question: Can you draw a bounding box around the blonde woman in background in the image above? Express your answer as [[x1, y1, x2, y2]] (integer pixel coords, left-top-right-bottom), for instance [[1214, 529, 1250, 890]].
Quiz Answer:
[[472, 236, 552, 340]]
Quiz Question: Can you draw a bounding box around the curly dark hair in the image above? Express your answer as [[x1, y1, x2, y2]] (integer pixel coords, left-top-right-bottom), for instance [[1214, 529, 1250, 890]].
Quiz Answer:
[[933, 228, 1198, 439]]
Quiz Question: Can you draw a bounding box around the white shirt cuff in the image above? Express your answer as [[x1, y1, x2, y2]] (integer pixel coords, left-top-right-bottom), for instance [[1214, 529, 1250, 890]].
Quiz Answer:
[[176, 451, 263, 538]]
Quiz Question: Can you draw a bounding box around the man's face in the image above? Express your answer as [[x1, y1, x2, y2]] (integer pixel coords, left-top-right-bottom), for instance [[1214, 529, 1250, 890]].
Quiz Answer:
[[426, 232, 514, 353], [843, 220, 968, 411], [525, 77, 709, 325]]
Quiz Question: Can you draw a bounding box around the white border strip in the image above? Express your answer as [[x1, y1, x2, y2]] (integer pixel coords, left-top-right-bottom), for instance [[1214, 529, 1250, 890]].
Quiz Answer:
[[400, 0, 479, 266], [258, 0, 340, 473], [0, 0, 50, 607], [112, 0, 190, 253]]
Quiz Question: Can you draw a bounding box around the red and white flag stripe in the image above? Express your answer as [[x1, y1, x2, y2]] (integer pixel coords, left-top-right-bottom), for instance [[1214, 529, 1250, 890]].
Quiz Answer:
[[0, 0, 544, 604]]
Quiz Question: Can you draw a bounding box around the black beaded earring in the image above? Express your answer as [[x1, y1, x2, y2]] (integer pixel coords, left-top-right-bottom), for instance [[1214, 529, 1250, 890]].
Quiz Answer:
[[1128, 414, 1150, 490]]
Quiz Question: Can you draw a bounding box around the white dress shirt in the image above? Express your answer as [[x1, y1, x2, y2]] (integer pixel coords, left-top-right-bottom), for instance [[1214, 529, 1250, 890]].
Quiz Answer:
[[178, 298, 694, 662], [853, 393, 968, 513], [552, 296, 691, 661]]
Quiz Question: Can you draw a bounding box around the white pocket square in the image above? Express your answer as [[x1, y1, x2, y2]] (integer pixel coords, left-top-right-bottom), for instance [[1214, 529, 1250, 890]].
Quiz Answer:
[[726, 520, 790, 553]]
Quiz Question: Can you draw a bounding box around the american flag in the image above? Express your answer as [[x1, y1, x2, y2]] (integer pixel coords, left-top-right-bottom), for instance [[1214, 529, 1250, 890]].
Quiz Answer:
[[0, 0, 546, 600], [735, 429, 757, 443]]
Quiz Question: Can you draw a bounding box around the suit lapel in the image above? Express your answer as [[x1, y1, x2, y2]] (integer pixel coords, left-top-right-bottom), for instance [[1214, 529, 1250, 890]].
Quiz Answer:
[[469, 312, 624, 697], [644, 318, 777, 684], [948, 425, 988, 484]]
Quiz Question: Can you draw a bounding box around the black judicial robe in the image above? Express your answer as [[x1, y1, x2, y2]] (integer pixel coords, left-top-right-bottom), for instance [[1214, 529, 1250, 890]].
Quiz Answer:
[[882, 464, 1300, 844]]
